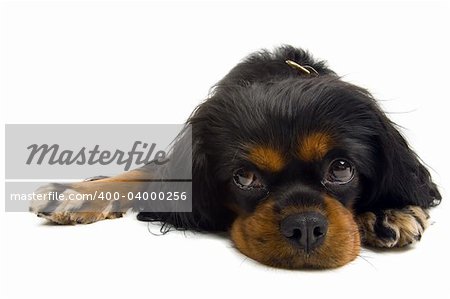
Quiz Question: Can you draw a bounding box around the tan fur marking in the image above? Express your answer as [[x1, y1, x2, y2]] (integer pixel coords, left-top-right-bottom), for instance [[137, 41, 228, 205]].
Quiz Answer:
[[356, 206, 429, 248], [298, 132, 333, 161], [248, 146, 285, 172], [230, 196, 360, 269], [317, 197, 360, 267], [31, 168, 152, 224]]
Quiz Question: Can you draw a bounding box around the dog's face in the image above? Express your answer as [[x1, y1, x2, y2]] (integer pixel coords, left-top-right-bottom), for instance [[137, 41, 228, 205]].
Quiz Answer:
[[196, 78, 377, 268], [154, 47, 440, 269]]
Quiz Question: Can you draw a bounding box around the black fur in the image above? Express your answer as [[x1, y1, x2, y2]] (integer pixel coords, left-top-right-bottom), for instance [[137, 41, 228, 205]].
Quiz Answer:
[[137, 45, 441, 231]]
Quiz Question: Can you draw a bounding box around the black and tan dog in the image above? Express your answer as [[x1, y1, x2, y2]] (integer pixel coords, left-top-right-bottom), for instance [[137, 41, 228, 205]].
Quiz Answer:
[[31, 46, 441, 269]]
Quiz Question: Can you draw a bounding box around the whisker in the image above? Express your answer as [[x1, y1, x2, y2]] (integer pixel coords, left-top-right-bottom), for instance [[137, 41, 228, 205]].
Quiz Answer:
[[357, 252, 377, 269], [240, 256, 249, 266]]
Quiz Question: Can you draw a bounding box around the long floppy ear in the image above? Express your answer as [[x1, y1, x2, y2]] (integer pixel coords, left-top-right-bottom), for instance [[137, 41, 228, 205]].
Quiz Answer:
[[365, 110, 441, 211], [136, 104, 233, 231]]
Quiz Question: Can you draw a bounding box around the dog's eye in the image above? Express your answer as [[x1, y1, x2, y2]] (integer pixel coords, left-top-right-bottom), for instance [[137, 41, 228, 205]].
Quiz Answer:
[[325, 159, 355, 184], [233, 168, 265, 190]]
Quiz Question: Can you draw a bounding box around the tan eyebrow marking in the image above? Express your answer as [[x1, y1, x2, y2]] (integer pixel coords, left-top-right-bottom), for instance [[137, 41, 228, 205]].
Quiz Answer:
[[298, 132, 333, 161], [248, 146, 285, 172]]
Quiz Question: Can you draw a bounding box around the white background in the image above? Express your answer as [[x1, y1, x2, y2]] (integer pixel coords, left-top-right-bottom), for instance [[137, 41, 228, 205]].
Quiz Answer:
[[1, 1, 449, 298]]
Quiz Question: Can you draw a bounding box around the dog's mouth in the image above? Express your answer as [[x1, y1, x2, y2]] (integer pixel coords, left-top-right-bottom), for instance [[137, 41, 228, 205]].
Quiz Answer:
[[230, 196, 360, 269]]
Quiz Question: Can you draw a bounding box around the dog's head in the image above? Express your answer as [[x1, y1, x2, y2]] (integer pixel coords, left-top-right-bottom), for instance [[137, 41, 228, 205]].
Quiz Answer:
[[146, 46, 440, 269]]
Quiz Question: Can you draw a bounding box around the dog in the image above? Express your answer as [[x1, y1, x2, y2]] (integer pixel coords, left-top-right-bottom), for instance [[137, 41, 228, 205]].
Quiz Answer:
[[30, 45, 441, 269]]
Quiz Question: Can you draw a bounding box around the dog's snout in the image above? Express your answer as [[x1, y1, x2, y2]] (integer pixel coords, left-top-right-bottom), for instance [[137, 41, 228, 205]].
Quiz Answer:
[[280, 212, 328, 252]]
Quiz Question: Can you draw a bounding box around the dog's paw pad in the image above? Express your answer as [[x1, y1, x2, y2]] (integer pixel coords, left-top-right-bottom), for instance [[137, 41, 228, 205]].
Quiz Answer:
[[357, 206, 429, 248]]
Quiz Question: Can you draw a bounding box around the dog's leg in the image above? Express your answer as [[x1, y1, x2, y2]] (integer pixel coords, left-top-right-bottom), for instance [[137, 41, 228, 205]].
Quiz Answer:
[[30, 168, 152, 224], [356, 206, 429, 248]]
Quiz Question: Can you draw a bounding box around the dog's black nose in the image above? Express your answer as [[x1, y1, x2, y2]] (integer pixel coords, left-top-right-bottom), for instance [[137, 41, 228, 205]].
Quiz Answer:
[[280, 212, 328, 252]]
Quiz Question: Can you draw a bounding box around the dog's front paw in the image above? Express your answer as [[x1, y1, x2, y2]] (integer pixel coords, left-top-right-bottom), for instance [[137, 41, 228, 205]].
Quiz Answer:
[[30, 183, 123, 225], [356, 206, 429, 248]]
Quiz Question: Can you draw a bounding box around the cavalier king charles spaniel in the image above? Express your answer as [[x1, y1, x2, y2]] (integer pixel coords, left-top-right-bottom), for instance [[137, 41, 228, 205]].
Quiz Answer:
[[31, 46, 441, 269]]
